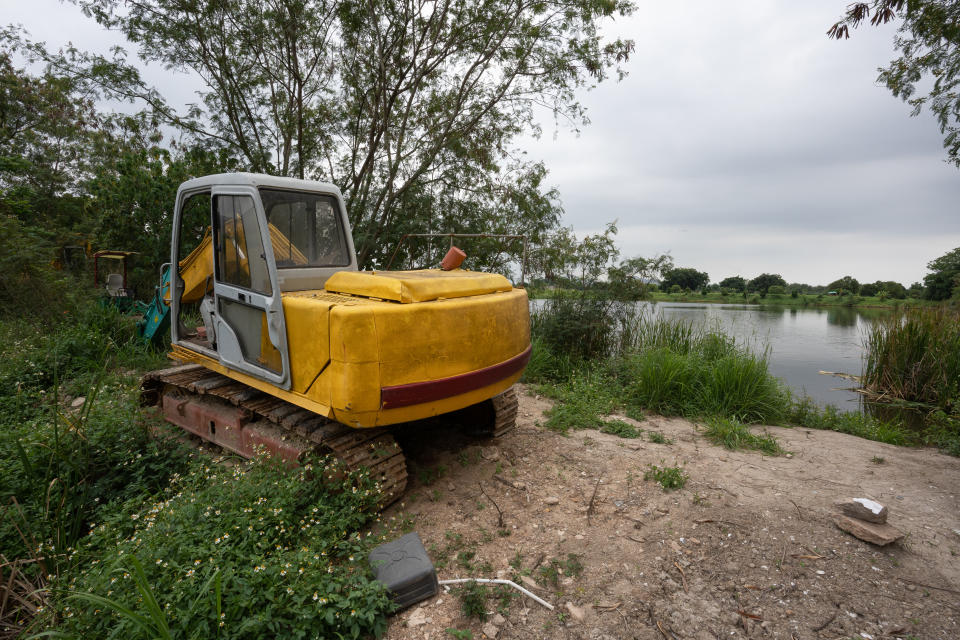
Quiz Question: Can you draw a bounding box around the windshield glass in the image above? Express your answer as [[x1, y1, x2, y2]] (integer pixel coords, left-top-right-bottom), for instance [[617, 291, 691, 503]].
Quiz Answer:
[[259, 188, 350, 268]]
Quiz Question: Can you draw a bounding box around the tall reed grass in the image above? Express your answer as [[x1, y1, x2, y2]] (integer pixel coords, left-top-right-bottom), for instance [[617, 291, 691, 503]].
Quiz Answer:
[[862, 308, 960, 409], [526, 297, 953, 453]]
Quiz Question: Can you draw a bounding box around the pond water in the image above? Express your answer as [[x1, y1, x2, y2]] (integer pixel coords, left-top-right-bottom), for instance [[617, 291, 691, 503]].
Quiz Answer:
[[640, 303, 897, 410]]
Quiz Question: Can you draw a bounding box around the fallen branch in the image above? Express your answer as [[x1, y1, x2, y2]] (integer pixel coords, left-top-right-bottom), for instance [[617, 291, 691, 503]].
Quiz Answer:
[[897, 578, 960, 596], [787, 499, 804, 520], [812, 612, 836, 632], [478, 482, 505, 528], [673, 561, 687, 593], [493, 474, 523, 491], [695, 518, 744, 528], [587, 477, 602, 526]]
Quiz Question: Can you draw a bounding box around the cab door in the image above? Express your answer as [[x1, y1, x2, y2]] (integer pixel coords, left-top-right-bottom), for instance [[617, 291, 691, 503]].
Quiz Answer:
[[211, 187, 291, 389]]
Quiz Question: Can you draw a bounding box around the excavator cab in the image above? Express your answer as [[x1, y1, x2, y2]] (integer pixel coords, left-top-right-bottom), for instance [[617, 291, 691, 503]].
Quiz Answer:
[[145, 172, 529, 505], [169, 175, 358, 391]]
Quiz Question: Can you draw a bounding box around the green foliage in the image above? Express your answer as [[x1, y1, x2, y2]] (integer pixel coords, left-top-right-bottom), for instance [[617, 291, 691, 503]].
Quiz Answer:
[[922, 247, 960, 301], [862, 308, 960, 408], [747, 273, 786, 295], [719, 276, 747, 292], [661, 267, 710, 292], [701, 417, 785, 455], [530, 293, 643, 362], [0, 49, 96, 230], [446, 629, 474, 640], [827, 275, 861, 295], [605, 254, 674, 300], [538, 554, 583, 588], [538, 369, 619, 434], [786, 398, 911, 445], [457, 581, 488, 620], [829, 1, 960, 168], [0, 215, 74, 318], [766, 285, 785, 296], [53, 0, 636, 268], [644, 464, 688, 491], [646, 431, 673, 445], [600, 419, 642, 438], [50, 453, 390, 639]]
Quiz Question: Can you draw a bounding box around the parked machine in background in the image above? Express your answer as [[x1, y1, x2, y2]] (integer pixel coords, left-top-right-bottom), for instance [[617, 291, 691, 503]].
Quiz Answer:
[[139, 173, 531, 506]]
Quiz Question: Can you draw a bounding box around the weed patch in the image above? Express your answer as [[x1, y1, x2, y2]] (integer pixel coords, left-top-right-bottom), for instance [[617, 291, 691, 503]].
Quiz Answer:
[[702, 416, 785, 455], [644, 463, 688, 491], [600, 419, 642, 438], [457, 580, 488, 619]]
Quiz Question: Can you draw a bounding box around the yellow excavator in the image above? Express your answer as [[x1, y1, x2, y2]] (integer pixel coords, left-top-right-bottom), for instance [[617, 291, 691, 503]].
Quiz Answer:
[[140, 173, 530, 506]]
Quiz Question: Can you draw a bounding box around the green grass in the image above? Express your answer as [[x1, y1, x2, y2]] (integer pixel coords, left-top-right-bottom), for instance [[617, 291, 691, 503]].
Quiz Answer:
[[537, 368, 618, 434], [646, 431, 673, 445], [600, 419, 642, 438], [701, 416, 785, 455], [644, 464, 688, 491]]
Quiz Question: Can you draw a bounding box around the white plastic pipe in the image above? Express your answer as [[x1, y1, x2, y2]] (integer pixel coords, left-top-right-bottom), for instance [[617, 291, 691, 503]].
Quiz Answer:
[[438, 578, 554, 610]]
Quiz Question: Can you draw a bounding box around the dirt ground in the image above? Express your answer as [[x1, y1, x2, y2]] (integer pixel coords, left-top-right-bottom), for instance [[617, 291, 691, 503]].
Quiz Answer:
[[380, 385, 960, 640]]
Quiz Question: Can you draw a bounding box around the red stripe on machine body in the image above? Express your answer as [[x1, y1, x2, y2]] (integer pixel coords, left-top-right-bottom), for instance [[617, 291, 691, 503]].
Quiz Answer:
[[380, 345, 532, 409]]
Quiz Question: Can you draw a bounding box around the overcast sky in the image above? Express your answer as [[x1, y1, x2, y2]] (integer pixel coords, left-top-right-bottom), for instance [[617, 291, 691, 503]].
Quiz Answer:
[[7, 0, 959, 285]]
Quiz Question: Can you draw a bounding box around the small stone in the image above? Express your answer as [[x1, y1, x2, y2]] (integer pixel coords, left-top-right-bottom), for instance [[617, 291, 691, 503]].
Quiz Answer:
[[565, 602, 592, 622], [491, 613, 506, 626], [482, 622, 499, 638], [835, 498, 888, 523], [544, 496, 560, 505], [481, 446, 500, 461], [406, 607, 428, 627], [906, 584, 917, 592], [71, 396, 86, 408], [834, 514, 904, 546], [447, 482, 456, 492]]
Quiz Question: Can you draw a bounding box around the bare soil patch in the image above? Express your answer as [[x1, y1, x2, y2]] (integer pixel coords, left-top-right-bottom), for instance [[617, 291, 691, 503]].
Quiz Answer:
[[382, 385, 960, 640]]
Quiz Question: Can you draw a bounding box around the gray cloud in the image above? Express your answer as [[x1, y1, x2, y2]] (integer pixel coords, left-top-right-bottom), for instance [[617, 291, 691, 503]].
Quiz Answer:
[[522, 1, 960, 284]]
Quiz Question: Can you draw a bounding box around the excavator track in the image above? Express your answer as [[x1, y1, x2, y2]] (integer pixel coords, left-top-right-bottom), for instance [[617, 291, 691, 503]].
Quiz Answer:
[[140, 364, 407, 508], [487, 386, 520, 438]]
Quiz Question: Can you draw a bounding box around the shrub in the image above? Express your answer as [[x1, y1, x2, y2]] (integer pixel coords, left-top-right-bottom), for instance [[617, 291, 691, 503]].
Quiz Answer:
[[531, 294, 641, 363], [48, 454, 391, 639]]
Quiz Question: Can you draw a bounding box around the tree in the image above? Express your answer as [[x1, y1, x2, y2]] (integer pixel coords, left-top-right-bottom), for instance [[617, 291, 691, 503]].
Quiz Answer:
[[828, 1, 960, 167], [861, 280, 907, 298], [827, 276, 861, 295], [606, 253, 674, 300], [43, 0, 635, 266], [661, 267, 709, 292], [719, 276, 747, 292], [0, 48, 96, 231], [767, 285, 785, 296], [747, 273, 786, 295], [923, 246, 960, 300]]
